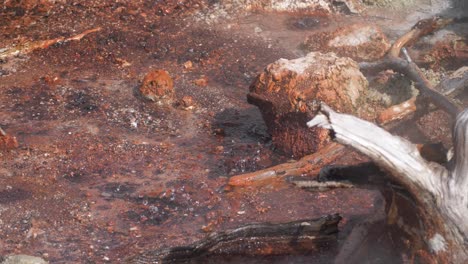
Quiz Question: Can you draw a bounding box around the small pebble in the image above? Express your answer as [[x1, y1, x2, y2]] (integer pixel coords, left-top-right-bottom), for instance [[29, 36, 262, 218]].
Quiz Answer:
[[101, 192, 112, 198]]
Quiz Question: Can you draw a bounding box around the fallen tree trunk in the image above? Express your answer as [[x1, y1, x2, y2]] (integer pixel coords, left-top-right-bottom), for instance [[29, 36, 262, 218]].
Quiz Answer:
[[307, 103, 468, 263], [127, 214, 341, 263], [227, 142, 344, 188]]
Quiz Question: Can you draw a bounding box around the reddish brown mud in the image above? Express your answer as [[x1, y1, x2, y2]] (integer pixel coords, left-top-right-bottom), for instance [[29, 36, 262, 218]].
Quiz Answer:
[[0, 1, 466, 263]]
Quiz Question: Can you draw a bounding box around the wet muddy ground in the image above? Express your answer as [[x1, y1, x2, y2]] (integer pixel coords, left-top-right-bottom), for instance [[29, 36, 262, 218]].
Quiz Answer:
[[0, 0, 466, 263]]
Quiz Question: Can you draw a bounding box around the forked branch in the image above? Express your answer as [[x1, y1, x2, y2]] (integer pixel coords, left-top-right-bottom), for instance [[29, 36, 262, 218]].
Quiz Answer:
[[360, 17, 461, 121], [308, 103, 468, 263]]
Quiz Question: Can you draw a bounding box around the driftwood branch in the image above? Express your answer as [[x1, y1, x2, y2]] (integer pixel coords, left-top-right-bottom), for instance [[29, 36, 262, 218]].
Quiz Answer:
[[377, 66, 468, 124], [227, 143, 344, 188], [127, 214, 341, 263], [378, 66, 468, 124], [307, 103, 468, 263], [360, 17, 461, 122], [388, 17, 453, 58], [377, 96, 418, 124]]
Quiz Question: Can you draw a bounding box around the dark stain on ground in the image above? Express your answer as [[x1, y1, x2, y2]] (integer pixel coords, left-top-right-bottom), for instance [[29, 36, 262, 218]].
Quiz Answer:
[[126, 196, 183, 226], [63, 170, 88, 183], [66, 90, 99, 113], [0, 188, 31, 204], [100, 182, 138, 199], [287, 16, 327, 30]]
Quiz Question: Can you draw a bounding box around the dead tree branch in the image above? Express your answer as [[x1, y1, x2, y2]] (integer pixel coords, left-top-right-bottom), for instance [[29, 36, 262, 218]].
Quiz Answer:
[[0, 27, 101, 60], [308, 103, 468, 263], [227, 143, 345, 188], [360, 17, 461, 121]]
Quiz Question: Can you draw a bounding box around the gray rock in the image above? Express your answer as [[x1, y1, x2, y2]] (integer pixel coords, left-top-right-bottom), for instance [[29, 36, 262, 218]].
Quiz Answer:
[[1, 255, 47, 264]]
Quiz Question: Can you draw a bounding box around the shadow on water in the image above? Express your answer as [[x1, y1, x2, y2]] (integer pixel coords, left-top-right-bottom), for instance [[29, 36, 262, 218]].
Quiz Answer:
[[208, 106, 287, 178], [314, 162, 428, 264]]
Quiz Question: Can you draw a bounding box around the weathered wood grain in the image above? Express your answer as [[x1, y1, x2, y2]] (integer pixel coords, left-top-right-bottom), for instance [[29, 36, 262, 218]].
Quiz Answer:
[[127, 214, 341, 263], [308, 103, 468, 263]]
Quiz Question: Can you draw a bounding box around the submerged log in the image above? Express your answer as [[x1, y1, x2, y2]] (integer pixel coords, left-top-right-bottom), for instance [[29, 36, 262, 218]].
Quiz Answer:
[[307, 103, 468, 263], [127, 214, 341, 263]]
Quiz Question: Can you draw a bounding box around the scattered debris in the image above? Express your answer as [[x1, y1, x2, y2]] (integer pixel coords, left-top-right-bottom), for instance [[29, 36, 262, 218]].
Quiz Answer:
[[115, 58, 132, 67], [0, 0, 466, 263], [2, 0, 54, 15], [247, 0, 363, 14], [360, 17, 460, 122], [193, 0, 363, 25], [436, 66, 468, 97]]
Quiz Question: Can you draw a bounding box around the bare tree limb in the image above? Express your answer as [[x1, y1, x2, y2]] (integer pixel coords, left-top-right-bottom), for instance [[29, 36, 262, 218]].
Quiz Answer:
[[360, 17, 461, 120], [389, 17, 453, 58], [0, 28, 101, 60], [227, 143, 345, 188], [307, 103, 468, 263], [377, 97, 417, 124], [308, 104, 444, 194]]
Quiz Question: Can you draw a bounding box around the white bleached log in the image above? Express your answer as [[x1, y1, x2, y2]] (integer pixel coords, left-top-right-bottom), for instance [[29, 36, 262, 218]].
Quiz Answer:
[[307, 103, 468, 263]]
